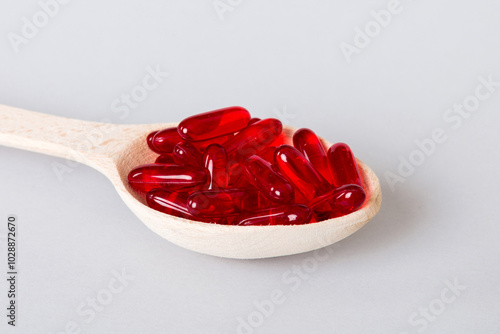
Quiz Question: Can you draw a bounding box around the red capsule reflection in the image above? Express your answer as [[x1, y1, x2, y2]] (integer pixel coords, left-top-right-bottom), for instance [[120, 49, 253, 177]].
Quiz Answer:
[[293, 128, 330, 182], [274, 145, 332, 202], [236, 204, 312, 226], [243, 155, 294, 204], [203, 144, 229, 189], [178, 106, 251, 141], [128, 164, 207, 192], [327, 143, 364, 188]]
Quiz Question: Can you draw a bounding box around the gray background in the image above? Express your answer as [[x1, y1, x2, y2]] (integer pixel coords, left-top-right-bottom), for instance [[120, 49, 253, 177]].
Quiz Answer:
[[1, 0, 499, 333]]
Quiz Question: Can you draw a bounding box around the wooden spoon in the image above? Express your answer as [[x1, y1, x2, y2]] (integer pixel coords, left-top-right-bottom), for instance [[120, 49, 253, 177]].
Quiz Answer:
[[0, 104, 382, 259]]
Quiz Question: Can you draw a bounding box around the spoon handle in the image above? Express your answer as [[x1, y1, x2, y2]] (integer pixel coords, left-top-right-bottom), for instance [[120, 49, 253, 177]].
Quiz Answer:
[[0, 104, 128, 166]]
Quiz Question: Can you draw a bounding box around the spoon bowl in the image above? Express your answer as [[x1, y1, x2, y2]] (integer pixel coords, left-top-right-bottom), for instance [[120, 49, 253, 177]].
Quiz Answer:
[[0, 105, 382, 259]]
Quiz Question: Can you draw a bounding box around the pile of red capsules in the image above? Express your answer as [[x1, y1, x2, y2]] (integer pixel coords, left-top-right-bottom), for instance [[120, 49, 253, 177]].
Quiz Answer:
[[128, 106, 366, 226]]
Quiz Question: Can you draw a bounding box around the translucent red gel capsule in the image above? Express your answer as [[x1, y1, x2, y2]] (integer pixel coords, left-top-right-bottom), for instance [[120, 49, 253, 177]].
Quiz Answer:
[[243, 155, 294, 204], [327, 143, 364, 188], [137, 108, 367, 226], [328, 184, 366, 218], [236, 204, 312, 226], [293, 128, 330, 182], [152, 127, 183, 153], [173, 142, 202, 167], [187, 189, 264, 217], [155, 153, 175, 164], [146, 189, 196, 220], [306, 184, 366, 220], [203, 144, 229, 189], [274, 145, 332, 202], [178, 106, 251, 142], [147, 131, 161, 153], [224, 118, 283, 157], [128, 164, 207, 192]]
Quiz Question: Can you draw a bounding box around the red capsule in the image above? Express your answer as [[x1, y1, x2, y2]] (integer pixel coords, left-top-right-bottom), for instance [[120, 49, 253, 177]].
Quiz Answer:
[[293, 128, 330, 182], [155, 153, 175, 164], [178, 106, 251, 141], [203, 144, 229, 190], [128, 164, 207, 192], [328, 184, 366, 218], [152, 127, 183, 153], [224, 118, 283, 157], [146, 189, 195, 220], [309, 184, 366, 220], [147, 189, 224, 224], [328, 143, 364, 188], [243, 155, 294, 204], [173, 142, 202, 167], [147, 131, 161, 153], [187, 189, 264, 217], [274, 145, 332, 202], [236, 204, 312, 226]]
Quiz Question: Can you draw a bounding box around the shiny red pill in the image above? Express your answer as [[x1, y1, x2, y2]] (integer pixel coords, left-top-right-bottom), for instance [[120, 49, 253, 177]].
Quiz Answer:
[[173, 142, 202, 167], [187, 189, 264, 217], [147, 131, 161, 153], [128, 164, 207, 192], [243, 155, 294, 204], [178, 106, 251, 142], [151, 127, 183, 153], [305, 183, 365, 220], [293, 128, 330, 182], [327, 143, 364, 188], [274, 145, 332, 202], [328, 184, 366, 218], [224, 118, 283, 157], [203, 144, 229, 190], [155, 153, 175, 164], [146, 189, 196, 220], [236, 204, 312, 226]]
